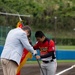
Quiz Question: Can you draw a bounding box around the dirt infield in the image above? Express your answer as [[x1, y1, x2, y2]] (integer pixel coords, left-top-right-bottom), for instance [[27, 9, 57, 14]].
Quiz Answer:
[[0, 62, 75, 75], [20, 62, 75, 75]]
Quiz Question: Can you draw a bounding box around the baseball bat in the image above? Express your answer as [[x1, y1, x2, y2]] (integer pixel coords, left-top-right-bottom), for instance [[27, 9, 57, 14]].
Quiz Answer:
[[36, 59, 45, 75]]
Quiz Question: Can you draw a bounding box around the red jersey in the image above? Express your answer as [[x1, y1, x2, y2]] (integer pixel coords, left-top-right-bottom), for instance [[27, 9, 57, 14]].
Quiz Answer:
[[33, 38, 55, 56]]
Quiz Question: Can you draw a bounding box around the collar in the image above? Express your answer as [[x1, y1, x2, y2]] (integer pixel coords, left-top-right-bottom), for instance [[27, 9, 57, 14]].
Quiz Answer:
[[43, 38, 50, 43]]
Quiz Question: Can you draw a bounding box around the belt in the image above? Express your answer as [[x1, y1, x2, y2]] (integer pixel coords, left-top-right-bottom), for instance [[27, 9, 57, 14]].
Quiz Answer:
[[42, 59, 56, 63], [43, 61, 50, 63], [43, 60, 53, 63]]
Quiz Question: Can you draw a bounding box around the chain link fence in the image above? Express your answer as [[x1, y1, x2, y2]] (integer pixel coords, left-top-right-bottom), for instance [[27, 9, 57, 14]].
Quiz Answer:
[[0, 26, 13, 46], [1, 25, 74, 46]]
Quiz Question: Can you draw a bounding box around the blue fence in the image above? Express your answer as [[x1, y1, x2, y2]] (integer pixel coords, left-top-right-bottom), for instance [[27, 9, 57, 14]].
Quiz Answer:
[[0, 46, 75, 60], [56, 50, 75, 60], [0, 46, 3, 56]]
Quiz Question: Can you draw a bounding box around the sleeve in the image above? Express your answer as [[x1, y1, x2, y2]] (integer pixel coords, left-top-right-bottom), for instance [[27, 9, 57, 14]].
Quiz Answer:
[[19, 32, 35, 54], [48, 40, 55, 52]]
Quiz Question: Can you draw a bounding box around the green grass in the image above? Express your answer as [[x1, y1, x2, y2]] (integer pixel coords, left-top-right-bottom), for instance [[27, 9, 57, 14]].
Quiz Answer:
[[57, 60, 75, 63], [56, 45, 75, 50], [26, 60, 75, 64], [26, 60, 41, 64]]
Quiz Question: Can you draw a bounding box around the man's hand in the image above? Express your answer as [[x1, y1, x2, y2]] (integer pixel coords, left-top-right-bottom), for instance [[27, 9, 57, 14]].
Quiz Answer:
[[33, 50, 37, 55], [33, 50, 40, 59], [35, 55, 40, 59]]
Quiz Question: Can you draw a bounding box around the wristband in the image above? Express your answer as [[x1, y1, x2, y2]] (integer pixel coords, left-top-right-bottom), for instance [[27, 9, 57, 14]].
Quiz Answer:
[[35, 54, 38, 56]]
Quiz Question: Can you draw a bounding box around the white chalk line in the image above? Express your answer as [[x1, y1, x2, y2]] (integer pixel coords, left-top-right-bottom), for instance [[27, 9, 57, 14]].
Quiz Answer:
[[0, 65, 75, 75], [56, 64, 75, 75]]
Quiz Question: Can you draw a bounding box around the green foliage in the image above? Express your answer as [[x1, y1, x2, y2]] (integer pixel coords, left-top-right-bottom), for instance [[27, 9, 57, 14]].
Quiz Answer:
[[0, 0, 75, 40], [56, 38, 75, 45]]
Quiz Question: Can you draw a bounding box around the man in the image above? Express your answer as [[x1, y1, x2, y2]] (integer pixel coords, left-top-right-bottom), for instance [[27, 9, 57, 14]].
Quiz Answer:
[[33, 31, 57, 75], [1, 26, 38, 75]]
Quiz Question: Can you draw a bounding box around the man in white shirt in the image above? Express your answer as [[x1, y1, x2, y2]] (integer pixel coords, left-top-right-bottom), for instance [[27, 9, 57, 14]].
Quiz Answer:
[[1, 26, 39, 75]]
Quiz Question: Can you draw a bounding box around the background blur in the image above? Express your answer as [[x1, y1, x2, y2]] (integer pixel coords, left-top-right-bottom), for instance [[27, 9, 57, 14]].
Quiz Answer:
[[0, 0, 75, 46]]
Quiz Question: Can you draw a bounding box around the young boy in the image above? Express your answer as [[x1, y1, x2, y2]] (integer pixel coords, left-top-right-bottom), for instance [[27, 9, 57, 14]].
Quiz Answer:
[[33, 31, 57, 75]]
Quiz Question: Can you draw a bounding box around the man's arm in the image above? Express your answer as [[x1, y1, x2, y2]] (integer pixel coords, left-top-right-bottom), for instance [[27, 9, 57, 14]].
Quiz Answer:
[[19, 32, 36, 55]]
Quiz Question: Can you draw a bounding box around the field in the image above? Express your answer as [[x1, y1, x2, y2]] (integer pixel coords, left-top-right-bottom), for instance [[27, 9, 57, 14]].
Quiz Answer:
[[56, 45, 75, 50], [0, 61, 75, 75]]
